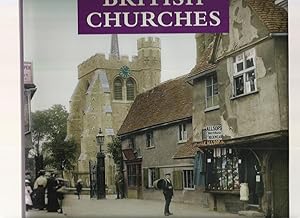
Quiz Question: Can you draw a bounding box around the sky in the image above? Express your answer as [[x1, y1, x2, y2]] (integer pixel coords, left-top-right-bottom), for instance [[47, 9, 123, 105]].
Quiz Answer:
[[23, 0, 197, 112]]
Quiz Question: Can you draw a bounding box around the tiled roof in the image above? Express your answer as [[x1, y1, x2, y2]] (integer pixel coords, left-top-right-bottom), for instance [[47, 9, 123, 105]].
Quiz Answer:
[[247, 0, 288, 33], [187, 44, 216, 79], [118, 76, 192, 135], [122, 149, 136, 161], [173, 137, 199, 159]]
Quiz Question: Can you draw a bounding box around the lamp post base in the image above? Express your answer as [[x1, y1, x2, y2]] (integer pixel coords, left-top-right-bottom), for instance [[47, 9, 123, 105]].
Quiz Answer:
[[97, 152, 106, 199]]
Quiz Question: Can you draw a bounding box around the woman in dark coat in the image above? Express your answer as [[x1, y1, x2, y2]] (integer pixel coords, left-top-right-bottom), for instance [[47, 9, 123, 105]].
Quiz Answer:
[[46, 174, 60, 212]]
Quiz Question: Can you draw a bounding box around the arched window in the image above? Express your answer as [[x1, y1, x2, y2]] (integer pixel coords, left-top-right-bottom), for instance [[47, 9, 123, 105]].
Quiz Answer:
[[126, 78, 135, 100], [114, 78, 123, 100]]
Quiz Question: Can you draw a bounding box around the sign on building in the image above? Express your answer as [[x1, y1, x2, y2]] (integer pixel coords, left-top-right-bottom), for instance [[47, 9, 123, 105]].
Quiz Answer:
[[105, 128, 114, 136], [204, 125, 222, 140], [24, 62, 33, 84]]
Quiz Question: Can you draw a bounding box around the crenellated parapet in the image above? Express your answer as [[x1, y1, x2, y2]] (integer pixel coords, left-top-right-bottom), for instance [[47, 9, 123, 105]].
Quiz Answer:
[[78, 37, 161, 79]]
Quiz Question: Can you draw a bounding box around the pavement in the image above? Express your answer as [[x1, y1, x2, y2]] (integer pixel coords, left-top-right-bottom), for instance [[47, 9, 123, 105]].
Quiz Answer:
[[25, 194, 260, 218]]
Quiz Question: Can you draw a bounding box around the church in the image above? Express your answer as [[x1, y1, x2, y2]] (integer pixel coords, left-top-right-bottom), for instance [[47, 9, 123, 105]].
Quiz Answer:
[[66, 35, 161, 192]]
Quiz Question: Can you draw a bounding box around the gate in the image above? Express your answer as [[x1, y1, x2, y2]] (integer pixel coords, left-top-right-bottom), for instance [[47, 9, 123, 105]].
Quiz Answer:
[[89, 160, 97, 198]]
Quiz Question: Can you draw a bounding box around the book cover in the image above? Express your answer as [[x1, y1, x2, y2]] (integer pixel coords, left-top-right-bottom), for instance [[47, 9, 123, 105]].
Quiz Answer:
[[23, 0, 289, 217]]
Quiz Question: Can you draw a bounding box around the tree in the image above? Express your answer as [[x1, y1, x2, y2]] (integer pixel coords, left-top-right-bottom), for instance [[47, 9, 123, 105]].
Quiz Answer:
[[107, 137, 123, 169], [31, 104, 77, 176]]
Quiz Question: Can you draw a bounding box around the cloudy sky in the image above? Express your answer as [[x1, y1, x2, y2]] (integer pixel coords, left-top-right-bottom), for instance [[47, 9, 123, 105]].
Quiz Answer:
[[23, 0, 197, 112]]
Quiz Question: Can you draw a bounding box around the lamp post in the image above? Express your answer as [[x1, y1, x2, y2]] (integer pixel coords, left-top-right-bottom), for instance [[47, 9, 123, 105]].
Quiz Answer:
[[96, 128, 106, 199]]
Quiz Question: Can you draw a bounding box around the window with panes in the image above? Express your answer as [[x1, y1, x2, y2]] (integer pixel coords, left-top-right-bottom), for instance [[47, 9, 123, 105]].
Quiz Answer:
[[127, 163, 141, 187], [205, 74, 219, 108], [183, 170, 194, 189], [206, 148, 240, 191], [233, 48, 256, 97], [178, 123, 187, 142]]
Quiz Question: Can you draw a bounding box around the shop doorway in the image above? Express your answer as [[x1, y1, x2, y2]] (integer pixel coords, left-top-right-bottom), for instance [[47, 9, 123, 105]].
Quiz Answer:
[[271, 151, 288, 218], [240, 150, 260, 205]]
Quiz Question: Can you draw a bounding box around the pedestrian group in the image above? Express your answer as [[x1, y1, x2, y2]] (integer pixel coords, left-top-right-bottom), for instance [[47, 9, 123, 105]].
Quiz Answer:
[[25, 170, 70, 214]]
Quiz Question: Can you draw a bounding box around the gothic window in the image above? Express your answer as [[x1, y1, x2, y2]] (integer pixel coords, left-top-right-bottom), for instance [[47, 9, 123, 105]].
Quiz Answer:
[[126, 78, 136, 101], [114, 77, 123, 100]]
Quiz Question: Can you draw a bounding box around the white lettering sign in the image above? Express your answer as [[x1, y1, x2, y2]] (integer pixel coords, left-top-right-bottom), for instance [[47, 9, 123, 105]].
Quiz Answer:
[[205, 125, 222, 140]]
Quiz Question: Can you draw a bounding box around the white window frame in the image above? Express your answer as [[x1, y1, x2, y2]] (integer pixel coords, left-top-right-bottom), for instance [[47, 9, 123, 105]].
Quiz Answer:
[[205, 74, 219, 109], [148, 168, 155, 188], [178, 123, 187, 143], [232, 48, 257, 97], [183, 169, 195, 190]]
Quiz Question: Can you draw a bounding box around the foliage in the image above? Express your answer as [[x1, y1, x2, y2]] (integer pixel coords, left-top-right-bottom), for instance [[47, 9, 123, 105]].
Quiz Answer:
[[31, 104, 77, 172], [107, 137, 123, 169]]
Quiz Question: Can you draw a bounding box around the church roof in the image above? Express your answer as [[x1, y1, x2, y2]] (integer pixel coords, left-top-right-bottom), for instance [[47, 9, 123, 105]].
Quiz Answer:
[[118, 76, 192, 136], [247, 0, 288, 33]]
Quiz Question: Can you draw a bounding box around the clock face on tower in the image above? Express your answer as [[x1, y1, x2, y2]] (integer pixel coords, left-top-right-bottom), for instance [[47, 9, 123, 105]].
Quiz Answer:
[[119, 65, 131, 79]]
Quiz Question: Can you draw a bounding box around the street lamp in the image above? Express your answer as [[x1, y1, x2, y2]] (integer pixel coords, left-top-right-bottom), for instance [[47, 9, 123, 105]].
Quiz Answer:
[[96, 128, 106, 199]]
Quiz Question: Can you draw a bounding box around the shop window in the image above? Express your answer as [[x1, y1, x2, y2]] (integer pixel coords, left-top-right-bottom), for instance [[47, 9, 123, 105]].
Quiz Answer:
[[126, 78, 136, 101], [146, 131, 153, 148], [183, 170, 195, 189], [206, 148, 240, 191], [178, 123, 187, 142], [114, 77, 123, 100], [233, 48, 256, 97], [205, 74, 219, 108]]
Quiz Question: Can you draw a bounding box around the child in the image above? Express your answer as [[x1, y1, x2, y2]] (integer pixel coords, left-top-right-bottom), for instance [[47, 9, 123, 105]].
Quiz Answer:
[[25, 180, 33, 211]]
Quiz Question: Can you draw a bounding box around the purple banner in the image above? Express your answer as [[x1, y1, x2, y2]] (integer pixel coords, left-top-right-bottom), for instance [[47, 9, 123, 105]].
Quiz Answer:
[[78, 0, 229, 34]]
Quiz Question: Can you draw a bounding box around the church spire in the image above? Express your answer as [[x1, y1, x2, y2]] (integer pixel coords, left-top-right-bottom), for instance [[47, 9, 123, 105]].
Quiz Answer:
[[110, 34, 120, 59]]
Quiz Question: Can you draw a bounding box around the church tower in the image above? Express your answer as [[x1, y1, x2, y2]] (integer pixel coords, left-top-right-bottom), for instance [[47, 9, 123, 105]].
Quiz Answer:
[[67, 36, 161, 191]]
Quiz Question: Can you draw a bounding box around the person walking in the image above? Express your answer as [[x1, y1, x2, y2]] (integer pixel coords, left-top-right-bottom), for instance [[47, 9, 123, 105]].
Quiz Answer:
[[56, 178, 66, 214], [25, 180, 33, 211], [33, 170, 47, 210], [46, 173, 60, 212], [75, 179, 83, 200], [162, 173, 174, 216]]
